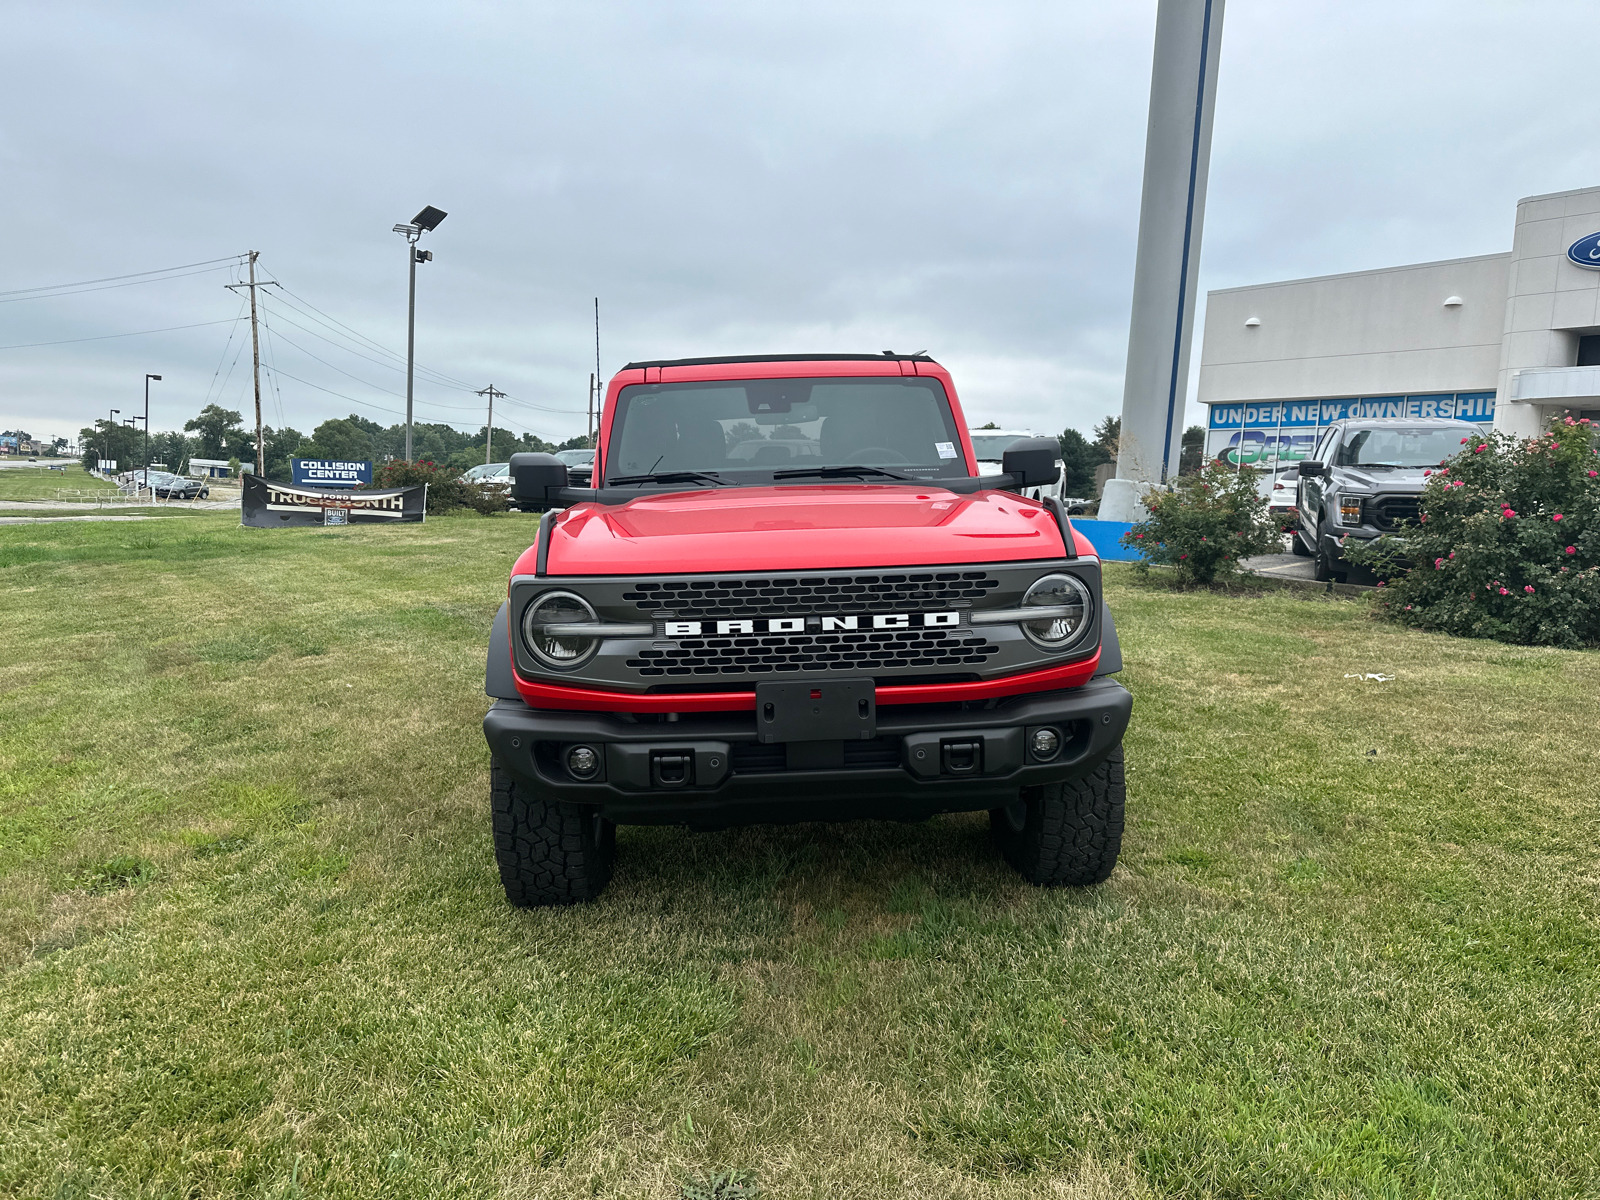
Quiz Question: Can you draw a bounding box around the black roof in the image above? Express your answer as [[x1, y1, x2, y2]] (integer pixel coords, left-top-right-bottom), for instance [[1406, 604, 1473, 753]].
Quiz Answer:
[[621, 352, 937, 369]]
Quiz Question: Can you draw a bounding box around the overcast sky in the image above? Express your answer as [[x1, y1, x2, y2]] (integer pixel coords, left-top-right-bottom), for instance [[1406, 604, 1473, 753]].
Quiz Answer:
[[3, 0, 1597, 449]]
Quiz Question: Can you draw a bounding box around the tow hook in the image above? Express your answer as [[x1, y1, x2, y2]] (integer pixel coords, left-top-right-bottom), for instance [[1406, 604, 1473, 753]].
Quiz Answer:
[[941, 740, 982, 775]]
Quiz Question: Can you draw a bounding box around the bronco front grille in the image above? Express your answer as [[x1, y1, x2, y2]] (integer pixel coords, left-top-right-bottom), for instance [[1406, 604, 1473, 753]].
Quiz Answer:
[[625, 627, 998, 676], [621, 571, 1000, 617], [1372, 496, 1420, 531]]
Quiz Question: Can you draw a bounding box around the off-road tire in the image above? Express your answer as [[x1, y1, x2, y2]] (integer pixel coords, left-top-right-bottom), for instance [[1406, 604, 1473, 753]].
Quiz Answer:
[[1311, 517, 1346, 583], [490, 763, 615, 906], [990, 743, 1125, 886]]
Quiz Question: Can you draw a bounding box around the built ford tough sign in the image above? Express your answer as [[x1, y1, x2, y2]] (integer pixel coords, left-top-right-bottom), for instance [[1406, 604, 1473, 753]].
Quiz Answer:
[[483, 353, 1131, 905]]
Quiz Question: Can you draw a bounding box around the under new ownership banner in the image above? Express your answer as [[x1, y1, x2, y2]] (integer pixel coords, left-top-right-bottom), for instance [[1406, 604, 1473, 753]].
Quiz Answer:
[[242, 475, 426, 527]]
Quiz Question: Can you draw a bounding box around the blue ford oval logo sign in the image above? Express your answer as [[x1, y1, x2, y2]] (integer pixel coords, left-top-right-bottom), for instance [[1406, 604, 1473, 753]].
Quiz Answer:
[[1568, 231, 1600, 269]]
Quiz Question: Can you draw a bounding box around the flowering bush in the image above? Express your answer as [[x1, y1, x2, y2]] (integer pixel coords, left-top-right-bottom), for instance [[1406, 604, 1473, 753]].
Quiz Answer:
[[1120, 461, 1284, 585], [367, 459, 509, 516], [1345, 415, 1600, 647]]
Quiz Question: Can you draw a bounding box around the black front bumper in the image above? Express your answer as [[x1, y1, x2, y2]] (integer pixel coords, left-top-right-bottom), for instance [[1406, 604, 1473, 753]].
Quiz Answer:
[[483, 678, 1132, 826]]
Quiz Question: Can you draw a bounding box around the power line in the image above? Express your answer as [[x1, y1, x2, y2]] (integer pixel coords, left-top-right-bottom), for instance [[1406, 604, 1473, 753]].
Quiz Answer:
[[0, 262, 245, 305], [0, 317, 243, 352], [0, 255, 246, 297]]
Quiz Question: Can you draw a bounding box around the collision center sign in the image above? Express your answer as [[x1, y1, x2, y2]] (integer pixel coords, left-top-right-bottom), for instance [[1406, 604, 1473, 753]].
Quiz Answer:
[[292, 458, 372, 488]]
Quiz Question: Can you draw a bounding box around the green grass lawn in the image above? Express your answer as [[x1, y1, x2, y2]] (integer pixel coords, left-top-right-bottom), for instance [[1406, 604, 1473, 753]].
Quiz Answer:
[[1, 513, 1596, 1199], [0, 465, 120, 504]]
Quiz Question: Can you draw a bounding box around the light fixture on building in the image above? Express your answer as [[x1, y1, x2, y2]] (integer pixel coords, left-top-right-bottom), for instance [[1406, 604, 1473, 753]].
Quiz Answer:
[[1443, 296, 1464, 307], [1244, 316, 1261, 327]]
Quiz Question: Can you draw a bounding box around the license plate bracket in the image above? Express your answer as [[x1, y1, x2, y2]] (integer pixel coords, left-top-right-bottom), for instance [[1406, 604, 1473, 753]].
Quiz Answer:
[[756, 678, 877, 744]]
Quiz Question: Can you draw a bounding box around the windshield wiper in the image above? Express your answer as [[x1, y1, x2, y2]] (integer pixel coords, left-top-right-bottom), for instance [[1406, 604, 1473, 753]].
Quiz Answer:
[[605, 470, 730, 487], [771, 464, 915, 482]]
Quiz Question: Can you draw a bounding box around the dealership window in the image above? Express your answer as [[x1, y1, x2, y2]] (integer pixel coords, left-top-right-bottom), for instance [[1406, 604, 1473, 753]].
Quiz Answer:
[[1577, 335, 1600, 367]]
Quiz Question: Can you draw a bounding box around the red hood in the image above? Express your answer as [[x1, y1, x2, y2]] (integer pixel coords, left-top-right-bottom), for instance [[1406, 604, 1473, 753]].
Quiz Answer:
[[519, 484, 1089, 576]]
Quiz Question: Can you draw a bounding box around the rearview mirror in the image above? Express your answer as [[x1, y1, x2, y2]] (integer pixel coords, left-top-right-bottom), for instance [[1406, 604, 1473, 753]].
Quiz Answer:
[[1000, 437, 1061, 488], [509, 452, 569, 511], [1298, 460, 1324, 478]]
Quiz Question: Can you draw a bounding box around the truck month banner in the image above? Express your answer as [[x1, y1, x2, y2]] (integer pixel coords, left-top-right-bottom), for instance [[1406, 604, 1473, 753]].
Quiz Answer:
[[242, 475, 426, 527], [1204, 391, 1497, 469]]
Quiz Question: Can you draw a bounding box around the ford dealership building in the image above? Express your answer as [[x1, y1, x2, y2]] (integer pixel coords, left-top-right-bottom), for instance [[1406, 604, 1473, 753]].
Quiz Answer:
[[1197, 184, 1600, 471]]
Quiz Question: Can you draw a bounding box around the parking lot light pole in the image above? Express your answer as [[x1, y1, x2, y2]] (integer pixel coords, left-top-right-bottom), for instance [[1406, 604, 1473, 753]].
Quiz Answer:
[[106, 409, 119, 474], [391, 205, 448, 462], [143, 374, 161, 491]]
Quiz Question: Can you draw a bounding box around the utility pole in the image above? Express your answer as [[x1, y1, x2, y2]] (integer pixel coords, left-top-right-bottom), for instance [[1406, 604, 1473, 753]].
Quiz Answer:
[[225, 251, 270, 477], [476, 385, 505, 464], [143, 373, 161, 492]]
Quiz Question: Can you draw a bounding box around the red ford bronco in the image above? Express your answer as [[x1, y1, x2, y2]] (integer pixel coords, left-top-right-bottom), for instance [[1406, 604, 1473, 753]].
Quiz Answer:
[[484, 353, 1130, 905]]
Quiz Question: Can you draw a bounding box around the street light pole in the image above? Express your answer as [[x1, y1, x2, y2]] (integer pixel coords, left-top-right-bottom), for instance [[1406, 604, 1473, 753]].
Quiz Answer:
[[392, 206, 448, 462], [106, 409, 119, 474], [144, 374, 161, 491]]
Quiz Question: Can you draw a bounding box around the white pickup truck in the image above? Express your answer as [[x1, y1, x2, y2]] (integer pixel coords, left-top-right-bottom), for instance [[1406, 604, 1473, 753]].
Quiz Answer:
[[968, 429, 1066, 505]]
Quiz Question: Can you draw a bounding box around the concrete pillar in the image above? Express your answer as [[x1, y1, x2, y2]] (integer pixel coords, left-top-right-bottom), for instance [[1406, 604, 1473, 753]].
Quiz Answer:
[[1103, 0, 1226, 523]]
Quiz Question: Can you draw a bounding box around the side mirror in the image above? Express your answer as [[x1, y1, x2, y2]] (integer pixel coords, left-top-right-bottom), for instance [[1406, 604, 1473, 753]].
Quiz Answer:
[[1298, 460, 1323, 478], [1000, 437, 1061, 488], [509, 452, 569, 510]]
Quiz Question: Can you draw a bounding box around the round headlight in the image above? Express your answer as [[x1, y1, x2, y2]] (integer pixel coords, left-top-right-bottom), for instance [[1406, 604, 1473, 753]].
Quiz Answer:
[[1020, 573, 1092, 651], [522, 591, 600, 670]]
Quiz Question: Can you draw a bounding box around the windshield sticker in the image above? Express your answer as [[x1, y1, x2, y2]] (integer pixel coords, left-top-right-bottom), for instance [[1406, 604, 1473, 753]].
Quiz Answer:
[[935, 441, 958, 459]]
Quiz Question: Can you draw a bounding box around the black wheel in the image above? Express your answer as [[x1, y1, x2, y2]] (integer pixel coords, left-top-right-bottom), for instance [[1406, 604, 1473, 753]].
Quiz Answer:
[[1290, 529, 1312, 557], [1311, 519, 1346, 583], [990, 743, 1125, 886], [490, 762, 615, 906]]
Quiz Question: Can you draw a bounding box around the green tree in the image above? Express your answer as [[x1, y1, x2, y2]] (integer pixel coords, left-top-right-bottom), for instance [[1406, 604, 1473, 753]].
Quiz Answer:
[[299, 417, 375, 463], [1056, 428, 1100, 497], [77, 420, 142, 471], [724, 422, 763, 448], [184, 405, 245, 459], [1179, 424, 1205, 475], [1092, 415, 1121, 463], [148, 430, 194, 471], [262, 426, 304, 480]]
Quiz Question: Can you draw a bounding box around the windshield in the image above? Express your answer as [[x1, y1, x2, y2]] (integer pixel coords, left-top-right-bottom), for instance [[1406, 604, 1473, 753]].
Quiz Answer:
[[464, 463, 508, 480], [968, 434, 1029, 460], [555, 449, 595, 466], [605, 377, 967, 484], [1335, 427, 1477, 468]]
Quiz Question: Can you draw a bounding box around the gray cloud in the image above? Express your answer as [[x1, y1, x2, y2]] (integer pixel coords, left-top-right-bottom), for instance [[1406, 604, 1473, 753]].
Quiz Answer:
[[3, 0, 1597, 449]]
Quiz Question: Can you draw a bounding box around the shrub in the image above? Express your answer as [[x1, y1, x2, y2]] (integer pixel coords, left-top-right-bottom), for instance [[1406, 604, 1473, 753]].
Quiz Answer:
[[367, 459, 508, 516], [1121, 461, 1283, 585], [1345, 415, 1600, 647]]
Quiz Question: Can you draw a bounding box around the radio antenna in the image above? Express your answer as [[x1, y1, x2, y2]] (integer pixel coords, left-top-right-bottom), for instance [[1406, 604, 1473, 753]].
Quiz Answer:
[[593, 297, 602, 422]]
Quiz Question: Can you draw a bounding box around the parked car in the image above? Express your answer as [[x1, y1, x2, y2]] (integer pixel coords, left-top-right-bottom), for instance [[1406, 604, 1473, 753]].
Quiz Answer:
[[1259, 466, 1299, 534], [554, 447, 595, 486], [1295, 417, 1480, 581], [462, 462, 512, 489], [145, 470, 210, 500], [968, 429, 1066, 505], [484, 353, 1122, 906]]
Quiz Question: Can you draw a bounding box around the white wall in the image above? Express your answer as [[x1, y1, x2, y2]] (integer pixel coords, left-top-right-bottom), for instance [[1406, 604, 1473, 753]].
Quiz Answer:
[[1198, 254, 1508, 405], [1494, 185, 1600, 437]]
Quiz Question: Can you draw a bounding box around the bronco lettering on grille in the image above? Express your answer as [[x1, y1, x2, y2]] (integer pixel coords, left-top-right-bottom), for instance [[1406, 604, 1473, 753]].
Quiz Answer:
[[664, 611, 960, 637]]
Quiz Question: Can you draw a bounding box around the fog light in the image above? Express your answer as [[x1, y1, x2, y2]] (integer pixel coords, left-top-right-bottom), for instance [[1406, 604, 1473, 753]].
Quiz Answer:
[[566, 745, 599, 778], [1030, 728, 1061, 759]]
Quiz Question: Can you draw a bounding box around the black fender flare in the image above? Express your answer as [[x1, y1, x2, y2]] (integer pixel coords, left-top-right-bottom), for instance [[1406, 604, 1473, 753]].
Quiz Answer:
[[1095, 606, 1122, 676], [486, 601, 520, 699]]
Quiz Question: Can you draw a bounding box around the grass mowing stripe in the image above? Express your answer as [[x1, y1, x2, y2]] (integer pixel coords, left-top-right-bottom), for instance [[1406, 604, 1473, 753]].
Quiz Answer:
[[1, 515, 1596, 1197]]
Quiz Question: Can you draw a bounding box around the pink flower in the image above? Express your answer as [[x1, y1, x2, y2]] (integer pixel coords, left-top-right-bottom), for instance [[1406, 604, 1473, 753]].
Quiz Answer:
[[1553, 443, 1561, 449], [1567, 546, 1576, 555], [1460, 437, 1469, 444], [1179, 553, 1188, 560], [1566, 417, 1576, 426], [1134, 532, 1144, 538], [1376, 581, 1386, 587], [1499, 587, 1509, 595], [1449, 551, 1455, 558], [1475, 444, 1487, 453], [1405, 604, 1413, 611], [1524, 585, 1535, 594], [1424, 470, 1432, 477], [1434, 557, 1444, 568], [1502, 509, 1516, 518], [1553, 513, 1563, 521], [1590, 470, 1598, 478]]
